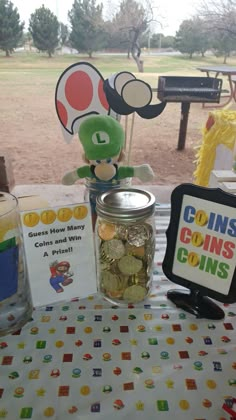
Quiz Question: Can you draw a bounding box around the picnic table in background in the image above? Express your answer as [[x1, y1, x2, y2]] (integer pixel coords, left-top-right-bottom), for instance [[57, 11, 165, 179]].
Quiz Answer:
[[197, 65, 236, 108]]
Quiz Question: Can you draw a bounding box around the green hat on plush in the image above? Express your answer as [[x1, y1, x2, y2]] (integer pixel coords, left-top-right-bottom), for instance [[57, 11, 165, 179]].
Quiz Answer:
[[79, 115, 125, 160]]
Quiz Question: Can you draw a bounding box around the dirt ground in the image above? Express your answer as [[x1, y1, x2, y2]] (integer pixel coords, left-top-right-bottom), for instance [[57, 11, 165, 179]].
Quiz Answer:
[[0, 90, 221, 188]]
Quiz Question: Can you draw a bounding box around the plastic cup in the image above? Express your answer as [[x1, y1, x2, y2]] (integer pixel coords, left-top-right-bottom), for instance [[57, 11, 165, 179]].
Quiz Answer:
[[0, 192, 33, 336]]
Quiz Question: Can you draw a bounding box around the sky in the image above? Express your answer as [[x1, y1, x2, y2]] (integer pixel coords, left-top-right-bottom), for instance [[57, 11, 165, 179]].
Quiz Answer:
[[13, 0, 200, 36]]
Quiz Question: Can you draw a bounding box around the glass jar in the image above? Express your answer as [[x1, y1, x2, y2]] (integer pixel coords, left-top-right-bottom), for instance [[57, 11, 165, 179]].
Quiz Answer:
[[95, 188, 156, 305], [0, 192, 33, 336], [84, 177, 132, 229]]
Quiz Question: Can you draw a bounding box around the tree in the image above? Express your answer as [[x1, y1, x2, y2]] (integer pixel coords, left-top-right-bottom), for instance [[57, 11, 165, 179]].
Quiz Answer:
[[0, 0, 24, 56], [212, 30, 235, 63], [175, 18, 209, 58], [198, 0, 236, 37], [109, 0, 153, 72], [68, 0, 107, 58], [59, 23, 69, 47], [29, 5, 59, 57], [161, 35, 175, 49], [197, 0, 236, 62]]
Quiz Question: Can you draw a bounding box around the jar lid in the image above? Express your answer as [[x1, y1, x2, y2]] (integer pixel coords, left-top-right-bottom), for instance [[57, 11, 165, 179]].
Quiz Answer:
[[96, 188, 155, 221]]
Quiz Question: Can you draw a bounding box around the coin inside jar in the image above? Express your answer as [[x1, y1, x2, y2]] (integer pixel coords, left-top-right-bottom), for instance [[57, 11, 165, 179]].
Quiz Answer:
[[123, 285, 147, 302], [125, 243, 145, 257], [101, 239, 125, 260], [118, 255, 143, 275], [115, 224, 128, 240], [127, 224, 151, 247], [101, 271, 120, 292], [98, 222, 116, 240]]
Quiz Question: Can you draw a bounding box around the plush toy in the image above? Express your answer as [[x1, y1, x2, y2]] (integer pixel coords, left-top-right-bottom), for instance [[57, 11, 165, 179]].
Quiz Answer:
[[62, 114, 154, 185], [62, 114, 154, 225]]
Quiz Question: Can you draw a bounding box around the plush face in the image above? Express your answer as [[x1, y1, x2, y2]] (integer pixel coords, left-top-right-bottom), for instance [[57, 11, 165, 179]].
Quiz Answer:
[[88, 153, 122, 181]]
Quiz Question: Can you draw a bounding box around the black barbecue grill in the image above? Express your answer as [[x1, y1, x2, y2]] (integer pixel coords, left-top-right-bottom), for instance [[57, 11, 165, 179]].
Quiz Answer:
[[157, 76, 223, 150]]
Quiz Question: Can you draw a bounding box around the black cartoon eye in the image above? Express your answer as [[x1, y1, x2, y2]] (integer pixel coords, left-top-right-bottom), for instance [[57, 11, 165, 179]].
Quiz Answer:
[[96, 160, 101, 164], [106, 158, 112, 163]]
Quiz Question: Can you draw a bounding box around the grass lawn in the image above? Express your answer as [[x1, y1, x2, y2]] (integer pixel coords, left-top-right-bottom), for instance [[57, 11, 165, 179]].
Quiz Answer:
[[1, 50, 236, 85]]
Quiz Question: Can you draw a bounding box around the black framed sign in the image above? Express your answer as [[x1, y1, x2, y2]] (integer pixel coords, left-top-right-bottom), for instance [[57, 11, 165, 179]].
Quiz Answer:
[[162, 184, 236, 319]]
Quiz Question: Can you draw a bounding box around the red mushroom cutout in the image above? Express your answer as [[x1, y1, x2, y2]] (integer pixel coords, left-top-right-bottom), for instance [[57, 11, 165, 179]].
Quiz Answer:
[[55, 62, 110, 143]]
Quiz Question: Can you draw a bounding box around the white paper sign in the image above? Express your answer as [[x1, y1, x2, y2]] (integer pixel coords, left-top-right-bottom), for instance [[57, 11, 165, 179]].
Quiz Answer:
[[21, 203, 97, 307]]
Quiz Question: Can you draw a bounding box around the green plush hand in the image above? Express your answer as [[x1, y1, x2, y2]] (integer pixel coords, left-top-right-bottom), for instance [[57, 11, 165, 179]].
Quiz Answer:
[[133, 164, 155, 182], [62, 170, 79, 185]]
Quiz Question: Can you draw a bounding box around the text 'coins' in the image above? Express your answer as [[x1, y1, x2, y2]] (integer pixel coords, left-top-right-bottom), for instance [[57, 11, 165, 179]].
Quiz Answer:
[[95, 189, 155, 304]]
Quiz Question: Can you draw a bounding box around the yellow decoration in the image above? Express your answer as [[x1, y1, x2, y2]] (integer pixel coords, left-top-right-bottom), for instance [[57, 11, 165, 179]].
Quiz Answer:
[[165, 378, 174, 388], [22, 212, 40, 228], [0, 409, 8, 418], [57, 207, 73, 222], [40, 210, 57, 225], [135, 400, 144, 410], [55, 340, 64, 348], [206, 379, 217, 389], [166, 337, 175, 345], [154, 325, 162, 331], [191, 232, 204, 247], [188, 252, 199, 267], [179, 400, 190, 410], [17, 342, 25, 349], [152, 365, 162, 374], [80, 385, 91, 396], [195, 210, 208, 226], [194, 110, 236, 186], [84, 326, 93, 333], [29, 370, 40, 379], [36, 387, 46, 396], [43, 407, 55, 417], [143, 313, 152, 320], [73, 205, 88, 219]]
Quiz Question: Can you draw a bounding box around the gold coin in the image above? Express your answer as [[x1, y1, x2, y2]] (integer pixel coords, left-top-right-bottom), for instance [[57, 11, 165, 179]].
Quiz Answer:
[[55, 340, 64, 348], [107, 289, 124, 299], [195, 210, 208, 226], [57, 207, 73, 222], [166, 337, 175, 345], [98, 222, 116, 240], [187, 252, 199, 267], [126, 243, 145, 257], [189, 323, 198, 331], [40, 210, 56, 225], [80, 385, 90, 396], [179, 400, 189, 410], [102, 239, 125, 260], [43, 407, 55, 417], [206, 379, 216, 389], [191, 232, 204, 247], [123, 285, 147, 302], [23, 212, 40, 227], [84, 326, 93, 334], [118, 255, 143, 275], [101, 271, 120, 292], [73, 205, 88, 220]]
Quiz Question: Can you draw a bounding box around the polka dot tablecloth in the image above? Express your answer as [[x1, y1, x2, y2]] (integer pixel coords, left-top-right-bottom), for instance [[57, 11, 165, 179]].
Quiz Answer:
[[0, 207, 236, 419]]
